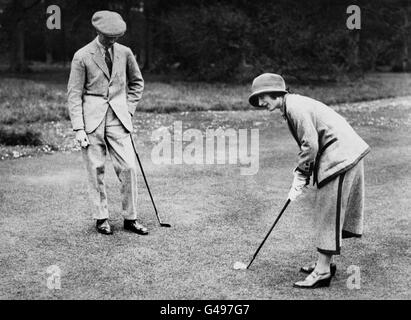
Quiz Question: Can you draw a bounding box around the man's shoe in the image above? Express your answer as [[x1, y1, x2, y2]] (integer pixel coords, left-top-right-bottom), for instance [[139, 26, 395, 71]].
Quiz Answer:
[[300, 263, 337, 276], [96, 219, 113, 235], [293, 270, 332, 289], [124, 220, 149, 235]]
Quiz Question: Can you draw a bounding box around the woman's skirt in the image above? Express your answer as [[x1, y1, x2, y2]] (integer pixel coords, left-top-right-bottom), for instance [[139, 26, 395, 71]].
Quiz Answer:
[[314, 159, 365, 255]]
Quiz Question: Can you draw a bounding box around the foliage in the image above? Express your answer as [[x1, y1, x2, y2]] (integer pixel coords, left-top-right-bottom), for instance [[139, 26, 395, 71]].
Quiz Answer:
[[154, 0, 411, 81], [158, 3, 251, 81], [0, 0, 410, 80]]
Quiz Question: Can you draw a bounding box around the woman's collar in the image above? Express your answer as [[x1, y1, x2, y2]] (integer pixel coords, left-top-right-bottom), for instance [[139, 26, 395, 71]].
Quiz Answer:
[[280, 93, 289, 119]]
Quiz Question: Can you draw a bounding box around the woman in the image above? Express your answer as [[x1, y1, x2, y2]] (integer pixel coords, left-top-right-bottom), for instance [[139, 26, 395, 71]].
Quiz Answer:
[[248, 73, 370, 288]]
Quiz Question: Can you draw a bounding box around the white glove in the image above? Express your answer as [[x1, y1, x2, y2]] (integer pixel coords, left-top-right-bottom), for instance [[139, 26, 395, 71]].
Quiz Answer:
[[288, 169, 309, 201], [75, 129, 90, 148]]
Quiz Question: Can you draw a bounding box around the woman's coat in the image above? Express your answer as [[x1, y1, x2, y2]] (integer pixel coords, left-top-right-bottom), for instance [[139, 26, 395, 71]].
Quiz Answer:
[[283, 94, 370, 188]]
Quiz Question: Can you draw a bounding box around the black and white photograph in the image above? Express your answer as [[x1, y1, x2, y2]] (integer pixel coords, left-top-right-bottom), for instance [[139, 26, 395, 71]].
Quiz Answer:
[[0, 0, 409, 306]]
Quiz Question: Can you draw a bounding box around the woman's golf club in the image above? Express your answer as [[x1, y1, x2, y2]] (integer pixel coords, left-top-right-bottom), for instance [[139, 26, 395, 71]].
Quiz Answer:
[[234, 199, 291, 270], [131, 136, 171, 228]]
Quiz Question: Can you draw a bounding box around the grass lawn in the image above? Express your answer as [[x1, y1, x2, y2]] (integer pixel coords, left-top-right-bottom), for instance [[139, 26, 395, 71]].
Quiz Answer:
[[0, 96, 410, 299], [1, 72, 410, 155], [1, 72, 411, 125]]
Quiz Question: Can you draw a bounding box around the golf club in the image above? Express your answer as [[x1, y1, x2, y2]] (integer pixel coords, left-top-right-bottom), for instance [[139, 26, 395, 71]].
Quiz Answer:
[[131, 136, 171, 228], [234, 199, 291, 270]]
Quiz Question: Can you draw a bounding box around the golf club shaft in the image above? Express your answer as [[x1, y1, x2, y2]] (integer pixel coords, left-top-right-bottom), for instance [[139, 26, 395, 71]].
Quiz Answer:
[[247, 199, 291, 269], [130, 136, 164, 225]]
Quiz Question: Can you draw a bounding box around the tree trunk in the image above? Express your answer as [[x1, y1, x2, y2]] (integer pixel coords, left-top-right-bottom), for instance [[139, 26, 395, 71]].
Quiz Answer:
[[402, 36, 409, 71], [46, 52, 53, 64], [352, 32, 360, 67], [9, 19, 28, 72], [143, 4, 154, 71], [347, 31, 361, 72], [44, 29, 54, 64], [401, 9, 409, 71], [133, 5, 146, 67], [7, 0, 42, 73], [61, 15, 67, 66], [44, 0, 53, 65]]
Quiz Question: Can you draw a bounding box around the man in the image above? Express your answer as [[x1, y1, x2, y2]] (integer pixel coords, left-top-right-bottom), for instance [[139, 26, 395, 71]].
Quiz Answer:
[[67, 10, 148, 236], [249, 73, 370, 289]]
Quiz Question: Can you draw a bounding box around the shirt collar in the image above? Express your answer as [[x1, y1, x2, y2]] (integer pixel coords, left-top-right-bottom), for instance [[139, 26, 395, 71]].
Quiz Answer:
[[96, 36, 104, 50], [95, 36, 112, 55], [281, 93, 289, 120]]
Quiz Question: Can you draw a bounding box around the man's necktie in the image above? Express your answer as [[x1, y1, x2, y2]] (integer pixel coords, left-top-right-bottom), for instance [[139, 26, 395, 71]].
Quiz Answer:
[[104, 47, 112, 76]]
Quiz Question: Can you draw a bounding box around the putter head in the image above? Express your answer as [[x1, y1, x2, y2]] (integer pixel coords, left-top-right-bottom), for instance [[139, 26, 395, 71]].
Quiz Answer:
[[233, 261, 248, 270], [160, 223, 172, 228]]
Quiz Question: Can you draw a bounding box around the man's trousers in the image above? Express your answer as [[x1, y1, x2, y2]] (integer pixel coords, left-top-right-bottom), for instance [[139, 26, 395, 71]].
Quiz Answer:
[[313, 159, 365, 255], [82, 106, 138, 220]]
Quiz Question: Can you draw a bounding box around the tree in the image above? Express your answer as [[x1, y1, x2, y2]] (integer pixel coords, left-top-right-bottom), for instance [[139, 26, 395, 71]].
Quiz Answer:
[[361, 0, 411, 71], [0, 0, 42, 72]]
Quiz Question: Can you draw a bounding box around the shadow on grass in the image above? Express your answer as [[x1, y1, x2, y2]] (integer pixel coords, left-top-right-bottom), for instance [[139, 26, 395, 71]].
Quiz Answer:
[[0, 127, 43, 146]]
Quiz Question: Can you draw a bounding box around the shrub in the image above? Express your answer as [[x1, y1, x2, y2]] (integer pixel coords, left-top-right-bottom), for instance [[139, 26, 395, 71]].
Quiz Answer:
[[0, 126, 43, 146], [160, 4, 252, 81]]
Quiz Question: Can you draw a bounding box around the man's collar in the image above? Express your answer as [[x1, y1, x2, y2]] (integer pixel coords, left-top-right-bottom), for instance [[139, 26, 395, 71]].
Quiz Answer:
[[95, 36, 113, 52], [95, 36, 104, 49]]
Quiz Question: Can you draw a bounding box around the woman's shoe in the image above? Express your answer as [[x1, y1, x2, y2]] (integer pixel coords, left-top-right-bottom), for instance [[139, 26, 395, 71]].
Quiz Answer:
[[300, 263, 336, 276], [293, 270, 332, 289]]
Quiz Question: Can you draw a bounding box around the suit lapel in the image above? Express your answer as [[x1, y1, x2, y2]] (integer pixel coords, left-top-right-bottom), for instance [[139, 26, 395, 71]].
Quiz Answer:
[[90, 40, 111, 80]]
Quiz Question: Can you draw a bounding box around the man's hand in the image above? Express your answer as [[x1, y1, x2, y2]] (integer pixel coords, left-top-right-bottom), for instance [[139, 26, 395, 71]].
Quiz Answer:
[[288, 169, 309, 201], [75, 129, 90, 148]]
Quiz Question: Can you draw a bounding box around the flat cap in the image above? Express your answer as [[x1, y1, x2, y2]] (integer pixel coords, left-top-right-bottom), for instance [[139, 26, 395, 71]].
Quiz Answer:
[[92, 11, 126, 37]]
